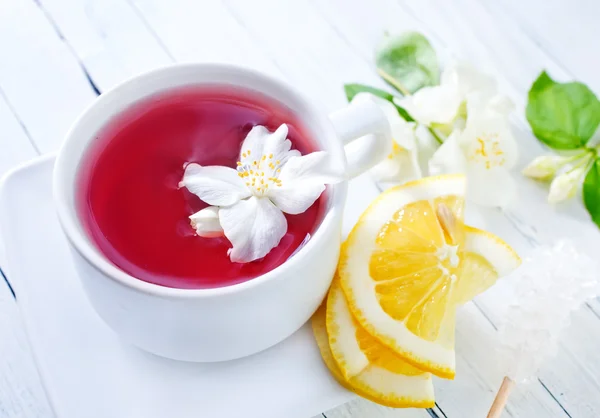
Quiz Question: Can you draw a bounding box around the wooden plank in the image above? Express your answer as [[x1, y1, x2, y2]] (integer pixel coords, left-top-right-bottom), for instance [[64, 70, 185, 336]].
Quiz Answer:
[[323, 399, 430, 418], [0, 0, 97, 153], [499, 0, 600, 93], [0, 94, 50, 417], [37, 0, 172, 92], [0, 94, 38, 266], [0, 3, 97, 416], [308, 0, 448, 65], [222, 0, 389, 112], [129, 0, 282, 79], [0, 283, 54, 418], [0, 95, 37, 177]]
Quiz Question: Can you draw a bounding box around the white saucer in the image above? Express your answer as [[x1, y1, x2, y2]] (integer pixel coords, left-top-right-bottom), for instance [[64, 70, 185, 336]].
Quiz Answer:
[[0, 155, 381, 418]]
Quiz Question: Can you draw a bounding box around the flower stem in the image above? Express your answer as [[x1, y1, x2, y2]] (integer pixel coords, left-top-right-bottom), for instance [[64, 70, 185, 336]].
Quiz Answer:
[[377, 68, 411, 96], [429, 127, 444, 144], [566, 149, 593, 165], [566, 151, 594, 174]]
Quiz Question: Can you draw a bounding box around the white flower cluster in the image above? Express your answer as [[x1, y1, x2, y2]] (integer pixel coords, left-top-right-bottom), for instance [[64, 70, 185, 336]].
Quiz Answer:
[[360, 62, 518, 208]]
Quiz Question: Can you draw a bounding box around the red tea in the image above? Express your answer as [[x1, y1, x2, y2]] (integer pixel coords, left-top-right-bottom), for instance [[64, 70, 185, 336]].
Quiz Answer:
[[77, 87, 325, 289]]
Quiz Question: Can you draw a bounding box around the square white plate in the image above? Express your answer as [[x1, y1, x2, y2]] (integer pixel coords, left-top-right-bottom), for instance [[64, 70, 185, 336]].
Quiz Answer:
[[0, 155, 382, 418]]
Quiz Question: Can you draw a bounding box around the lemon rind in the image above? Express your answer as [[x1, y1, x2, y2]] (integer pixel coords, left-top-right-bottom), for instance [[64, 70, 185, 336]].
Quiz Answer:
[[340, 175, 466, 378], [312, 302, 435, 408], [463, 226, 521, 274]]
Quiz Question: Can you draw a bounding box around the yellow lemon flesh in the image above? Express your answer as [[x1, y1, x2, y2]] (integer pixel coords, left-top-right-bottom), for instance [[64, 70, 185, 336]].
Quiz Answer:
[[339, 175, 521, 378], [312, 283, 434, 408]]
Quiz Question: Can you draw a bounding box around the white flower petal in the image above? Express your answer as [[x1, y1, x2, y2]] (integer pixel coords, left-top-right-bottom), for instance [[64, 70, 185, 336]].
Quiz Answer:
[[522, 155, 571, 181], [370, 156, 402, 183], [391, 121, 418, 152], [268, 183, 326, 215], [428, 132, 468, 175], [441, 62, 497, 98], [460, 114, 519, 170], [414, 125, 440, 176], [548, 167, 586, 204], [239, 125, 269, 165], [268, 151, 342, 214], [239, 124, 300, 176], [189, 206, 224, 237], [219, 196, 287, 263], [262, 124, 299, 165], [466, 166, 516, 208], [395, 84, 462, 126], [371, 143, 422, 187], [466, 90, 514, 119], [182, 163, 250, 206]]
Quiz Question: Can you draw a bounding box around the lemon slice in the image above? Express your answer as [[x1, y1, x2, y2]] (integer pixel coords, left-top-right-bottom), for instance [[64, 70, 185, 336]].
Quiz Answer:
[[339, 175, 521, 378], [323, 280, 435, 407], [312, 302, 349, 387]]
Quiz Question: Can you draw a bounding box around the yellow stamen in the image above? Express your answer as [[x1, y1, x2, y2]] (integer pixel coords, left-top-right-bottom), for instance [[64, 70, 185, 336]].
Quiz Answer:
[[237, 161, 242, 166], [476, 138, 487, 157], [269, 153, 273, 159], [275, 160, 280, 165], [247, 150, 251, 155]]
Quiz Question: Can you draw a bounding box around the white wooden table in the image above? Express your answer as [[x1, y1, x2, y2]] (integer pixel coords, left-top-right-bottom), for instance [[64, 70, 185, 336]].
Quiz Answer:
[[1, 1, 600, 417]]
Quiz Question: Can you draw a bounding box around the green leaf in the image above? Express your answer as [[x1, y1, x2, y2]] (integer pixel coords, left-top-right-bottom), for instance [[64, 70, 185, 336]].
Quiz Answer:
[[344, 84, 394, 102], [531, 70, 555, 91], [526, 71, 600, 150], [343, 83, 415, 122], [375, 32, 439, 95], [394, 104, 415, 122], [583, 157, 600, 228]]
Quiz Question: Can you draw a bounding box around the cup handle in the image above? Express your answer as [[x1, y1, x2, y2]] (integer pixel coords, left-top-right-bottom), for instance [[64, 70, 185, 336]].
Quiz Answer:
[[329, 99, 393, 179]]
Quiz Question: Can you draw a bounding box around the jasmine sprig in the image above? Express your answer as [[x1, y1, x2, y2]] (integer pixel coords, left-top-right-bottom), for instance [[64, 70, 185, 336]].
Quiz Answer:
[[344, 31, 519, 208], [523, 71, 600, 228]]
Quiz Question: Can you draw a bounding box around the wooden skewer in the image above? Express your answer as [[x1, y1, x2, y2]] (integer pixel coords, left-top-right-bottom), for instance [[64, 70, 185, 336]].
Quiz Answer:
[[487, 376, 515, 418]]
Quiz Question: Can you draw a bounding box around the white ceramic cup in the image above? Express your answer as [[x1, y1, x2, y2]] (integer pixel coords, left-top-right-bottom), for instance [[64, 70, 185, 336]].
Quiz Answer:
[[54, 63, 392, 362]]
